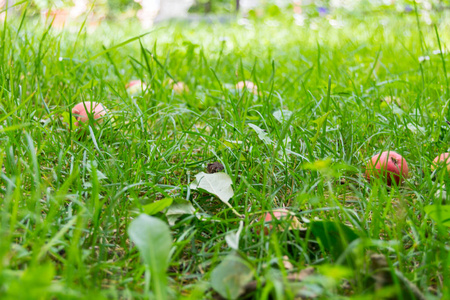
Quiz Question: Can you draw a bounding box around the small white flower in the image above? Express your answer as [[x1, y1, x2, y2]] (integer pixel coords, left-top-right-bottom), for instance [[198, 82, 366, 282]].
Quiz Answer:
[[329, 19, 343, 29], [310, 22, 318, 31], [418, 56, 430, 63], [433, 49, 446, 55], [294, 14, 305, 26], [264, 20, 280, 27], [237, 18, 250, 26]]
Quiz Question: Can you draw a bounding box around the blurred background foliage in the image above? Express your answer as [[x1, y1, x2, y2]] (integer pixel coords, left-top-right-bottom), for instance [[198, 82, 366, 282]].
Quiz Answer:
[[10, 0, 450, 17], [106, 0, 140, 13]]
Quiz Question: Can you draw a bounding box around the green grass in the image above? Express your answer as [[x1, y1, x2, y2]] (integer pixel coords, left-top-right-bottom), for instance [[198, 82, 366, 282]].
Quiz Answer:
[[1, 5, 450, 299]]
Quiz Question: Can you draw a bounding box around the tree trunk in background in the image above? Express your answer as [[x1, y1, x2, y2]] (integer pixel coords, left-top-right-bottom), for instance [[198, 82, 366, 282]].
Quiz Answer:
[[236, 0, 240, 12], [205, 0, 211, 13], [240, 0, 260, 11], [155, 0, 195, 21], [1, 0, 15, 20], [0, 0, 15, 10]]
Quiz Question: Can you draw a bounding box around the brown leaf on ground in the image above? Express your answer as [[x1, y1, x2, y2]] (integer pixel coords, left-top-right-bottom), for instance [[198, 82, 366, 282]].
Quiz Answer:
[[287, 267, 315, 281], [207, 162, 225, 174], [370, 253, 426, 300], [370, 254, 393, 290], [212, 266, 316, 300]]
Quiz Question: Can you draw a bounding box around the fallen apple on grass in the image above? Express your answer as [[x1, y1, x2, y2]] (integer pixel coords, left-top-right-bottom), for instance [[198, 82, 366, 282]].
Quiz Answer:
[[167, 79, 189, 94], [432, 153, 450, 173], [264, 209, 289, 222], [71, 101, 108, 126], [257, 209, 304, 235], [236, 81, 258, 95], [126, 79, 147, 95], [366, 151, 409, 186]]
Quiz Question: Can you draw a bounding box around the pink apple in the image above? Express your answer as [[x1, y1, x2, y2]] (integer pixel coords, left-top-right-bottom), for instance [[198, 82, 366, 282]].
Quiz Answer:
[[126, 80, 147, 95], [263, 209, 290, 222], [236, 81, 258, 95], [172, 81, 189, 94], [366, 151, 409, 186], [258, 209, 291, 235], [71, 101, 108, 126], [166, 79, 189, 94], [431, 153, 450, 172]]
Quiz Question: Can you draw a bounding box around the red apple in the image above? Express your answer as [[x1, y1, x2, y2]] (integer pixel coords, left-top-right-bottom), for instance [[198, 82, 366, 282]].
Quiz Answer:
[[366, 151, 409, 186], [71, 101, 108, 126], [255, 209, 307, 235], [166, 79, 189, 94], [263, 209, 290, 222], [42, 9, 69, 29], [126, 80, 147, 95], [258, 209, 290, 235], [431, 153, 450, 172], [236, 81, 258, 95]]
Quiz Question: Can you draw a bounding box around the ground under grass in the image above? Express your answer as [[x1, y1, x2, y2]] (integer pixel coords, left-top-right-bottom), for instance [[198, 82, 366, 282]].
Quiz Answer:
[[1, 7, 450, 300]]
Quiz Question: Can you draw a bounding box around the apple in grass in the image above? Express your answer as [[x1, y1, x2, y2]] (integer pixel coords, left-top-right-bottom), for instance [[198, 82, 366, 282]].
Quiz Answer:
[[126, 79, 147, 95], [431, 153, 450, 173], [366, 151, 409, 186], [172, 81, 189, 94], [263, 209, 289, 222], [71, 101, 108, 126], [166, 79, 189, 94], [236, 81, 258, 95], [257, 209, 304, 235]]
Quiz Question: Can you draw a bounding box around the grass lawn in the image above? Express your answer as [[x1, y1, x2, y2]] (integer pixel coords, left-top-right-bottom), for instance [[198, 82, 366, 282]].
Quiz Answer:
[[1, 5, 450, 299]]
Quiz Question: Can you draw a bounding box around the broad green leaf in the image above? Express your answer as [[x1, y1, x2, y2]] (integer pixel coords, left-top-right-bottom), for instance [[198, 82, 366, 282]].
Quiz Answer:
[[310, 111, 331, 146], [273, 109, 293, 123], [219, 139, 243, 151], [190, 172, 234, 204], [165, 199, 196, 226], [424, 205, 450, 227], [165, 198, 195, 215], [310, 221, 359, 259], [128, 214, 172, 298], [245, 115, 260, 121], [225, 221, 244, 250], [391, 104, 404, 116], [303, 158, 332, 171], [317, 265, 353, 280], [302, 158, 337, 177], [143, 198, 173, 215], [248, 123, 273, 145], [86, 161, 108, 180], [405, 123, 425, 135], [302, 159, 356, 178], [210, 253, 253, 300], [62, 111, 78, 126]]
